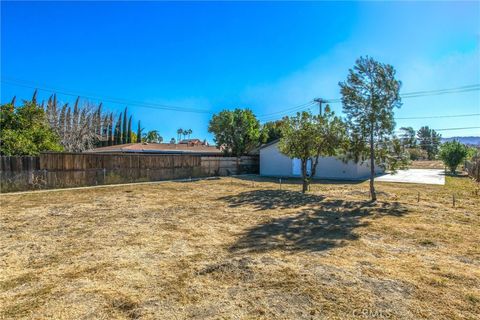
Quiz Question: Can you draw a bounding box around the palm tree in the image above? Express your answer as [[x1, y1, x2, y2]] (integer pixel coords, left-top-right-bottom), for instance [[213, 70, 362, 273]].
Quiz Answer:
[[186, 129, 193, 139], [177, 128, 183, 142]]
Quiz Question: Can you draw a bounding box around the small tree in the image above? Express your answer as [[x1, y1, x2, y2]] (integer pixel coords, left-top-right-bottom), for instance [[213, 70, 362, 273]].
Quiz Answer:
[[439, 141, 468, 174], [208, 108, 261, 157], [144, 130, 162, 143], [278, 108, 346, 193], [339, 56, 403, 201]]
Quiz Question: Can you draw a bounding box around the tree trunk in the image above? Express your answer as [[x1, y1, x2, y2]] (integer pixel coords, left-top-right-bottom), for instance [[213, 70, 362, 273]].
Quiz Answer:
[[301, 159, 308, 193], [369, 130, 376, 202]]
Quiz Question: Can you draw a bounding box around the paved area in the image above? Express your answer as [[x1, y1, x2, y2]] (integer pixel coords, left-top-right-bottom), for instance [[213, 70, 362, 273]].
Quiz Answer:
[[376, 169, 445, 185]]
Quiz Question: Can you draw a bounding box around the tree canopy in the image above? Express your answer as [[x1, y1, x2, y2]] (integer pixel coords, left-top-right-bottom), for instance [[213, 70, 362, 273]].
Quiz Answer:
[[417, 126, 441, 160], [0, 101, 63, 156], [279, 108, 346, 193], [208, 108, 261, 157], [339, 56, 405, 201], [439, 140, 468, 174], [260, 120, 284, 144]]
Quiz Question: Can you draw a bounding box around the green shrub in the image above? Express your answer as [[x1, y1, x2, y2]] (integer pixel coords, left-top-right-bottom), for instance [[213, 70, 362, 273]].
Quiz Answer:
[[439, 141, 468, 174]]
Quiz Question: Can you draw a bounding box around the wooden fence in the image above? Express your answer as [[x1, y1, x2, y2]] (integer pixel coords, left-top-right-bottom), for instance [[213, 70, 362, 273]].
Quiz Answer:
[[0, 153, 258, 192]]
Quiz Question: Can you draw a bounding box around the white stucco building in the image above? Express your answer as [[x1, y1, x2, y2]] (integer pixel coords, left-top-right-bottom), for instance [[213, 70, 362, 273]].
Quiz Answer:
[[259, 140, 383, 180]]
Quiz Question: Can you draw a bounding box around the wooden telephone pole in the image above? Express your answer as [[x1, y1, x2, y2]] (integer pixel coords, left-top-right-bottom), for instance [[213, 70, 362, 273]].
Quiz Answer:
[[314, 98, 327, 116]]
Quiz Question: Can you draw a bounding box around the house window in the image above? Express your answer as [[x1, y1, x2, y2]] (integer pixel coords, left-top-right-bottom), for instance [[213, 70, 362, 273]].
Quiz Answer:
[[292, 159, 311, 176]]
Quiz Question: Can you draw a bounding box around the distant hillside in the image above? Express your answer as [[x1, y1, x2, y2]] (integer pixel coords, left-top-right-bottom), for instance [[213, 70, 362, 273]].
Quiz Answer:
[[441, 136, 480, 146]]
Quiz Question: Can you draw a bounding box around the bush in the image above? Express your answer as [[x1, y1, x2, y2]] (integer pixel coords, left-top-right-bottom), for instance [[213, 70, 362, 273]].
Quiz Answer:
[[439, 141, 468, 174], [407, 148, 428, 161]]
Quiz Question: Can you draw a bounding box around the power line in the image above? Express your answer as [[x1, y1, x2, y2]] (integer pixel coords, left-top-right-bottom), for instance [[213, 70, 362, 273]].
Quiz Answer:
[[1, 77, 213, 114], [257, 84, 480, 120], [432, 126, 480, 132], [257, 101, 315, 118], [396, 113, 480, 120]]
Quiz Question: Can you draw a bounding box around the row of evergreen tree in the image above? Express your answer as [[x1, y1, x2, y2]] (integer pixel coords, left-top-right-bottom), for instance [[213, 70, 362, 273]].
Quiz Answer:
[[26, 90, 143, 150]]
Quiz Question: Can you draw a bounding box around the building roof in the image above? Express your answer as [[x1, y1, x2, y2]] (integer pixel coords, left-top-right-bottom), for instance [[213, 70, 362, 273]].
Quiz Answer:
[[258, 139, 280, 150], [88, 143, 222, 155]]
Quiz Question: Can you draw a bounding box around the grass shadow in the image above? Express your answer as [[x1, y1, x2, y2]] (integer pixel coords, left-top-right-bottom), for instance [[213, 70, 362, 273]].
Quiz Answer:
[[223, 189, 408, 253], [219, 189, 327, 210], [233, 175, 366, 185]]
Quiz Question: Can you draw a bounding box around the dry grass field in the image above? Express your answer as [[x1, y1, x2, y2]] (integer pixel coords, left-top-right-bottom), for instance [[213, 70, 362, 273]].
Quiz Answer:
[[1, 176, 479, 319], [410, 160, 445, 169]]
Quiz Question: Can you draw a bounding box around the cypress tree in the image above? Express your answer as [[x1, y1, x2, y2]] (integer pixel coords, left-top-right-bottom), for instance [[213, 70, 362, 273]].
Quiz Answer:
[[66, 107, 72, 134], [115, 113, 122, 145], [52, 94, 58, 128], [59, 103, 68, 137], [127, 115, 132, 143], [32, 90, 38, 104], [136, 121, 142, 143], [102, 114, 109, 147], [122, 107, 128, 144], [73, 97, 80, 132], [109, 113, 114, 146]]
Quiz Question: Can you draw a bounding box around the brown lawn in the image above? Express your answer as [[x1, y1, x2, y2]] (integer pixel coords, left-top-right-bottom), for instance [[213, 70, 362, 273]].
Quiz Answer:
[[0, 176, 479, 319], [410, 160, 445, 169]]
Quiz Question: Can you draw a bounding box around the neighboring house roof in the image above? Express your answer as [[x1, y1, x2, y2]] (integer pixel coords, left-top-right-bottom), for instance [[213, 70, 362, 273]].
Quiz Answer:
[[88, 143, 222, 155], [259, 139, 280, 150], [179, 139, 203, 144]]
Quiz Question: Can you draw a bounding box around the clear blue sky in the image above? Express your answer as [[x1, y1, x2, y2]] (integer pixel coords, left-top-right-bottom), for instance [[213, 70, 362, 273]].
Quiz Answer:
[[1, 1, 479, 141]]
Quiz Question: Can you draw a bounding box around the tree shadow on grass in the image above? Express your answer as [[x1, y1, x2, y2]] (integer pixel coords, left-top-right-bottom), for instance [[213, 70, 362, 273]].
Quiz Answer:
[[222, 189, 408, 253], [219, 189, 327, 210]]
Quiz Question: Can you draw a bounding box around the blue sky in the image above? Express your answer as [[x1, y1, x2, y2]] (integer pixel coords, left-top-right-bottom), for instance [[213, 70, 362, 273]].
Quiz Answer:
[[1, 1, 479, 141]]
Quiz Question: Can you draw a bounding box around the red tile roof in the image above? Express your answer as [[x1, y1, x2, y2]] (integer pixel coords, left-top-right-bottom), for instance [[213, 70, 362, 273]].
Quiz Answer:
[[88, 143, 222, 155]]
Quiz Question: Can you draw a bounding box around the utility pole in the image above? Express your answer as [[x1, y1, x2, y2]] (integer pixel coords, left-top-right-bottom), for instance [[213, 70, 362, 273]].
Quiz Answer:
[[314, 98, 327, 116]]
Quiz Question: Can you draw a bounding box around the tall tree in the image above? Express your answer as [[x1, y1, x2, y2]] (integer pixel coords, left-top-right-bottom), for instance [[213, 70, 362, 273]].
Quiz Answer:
[[72, 97, 80, 133], [122, 107, 128, 144], [417, 126, 441, 160], [65, 106, 72, 134], [208, 108, 261, 157], [399, 126, 416, 149], [339, 56, 403, 201], [59, 103, 67, 137], [102, 114, 109, 146], [114, 113, 122, 145], [279, 108, 346, 193], [177, 128, 183, 142], [137, 121, 142, 143], [109, 113, 114, 146], [127, 115, 132, 143]]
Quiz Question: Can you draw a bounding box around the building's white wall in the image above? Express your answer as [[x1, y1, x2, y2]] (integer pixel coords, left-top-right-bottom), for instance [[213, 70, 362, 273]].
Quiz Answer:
[[259, 142, 292, 177], [259, 142, 384, 180], [313, 157, 363, 180]]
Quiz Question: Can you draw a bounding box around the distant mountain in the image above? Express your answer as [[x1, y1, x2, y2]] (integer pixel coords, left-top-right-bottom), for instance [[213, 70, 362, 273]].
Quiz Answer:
[[441, 136, 480, 146]]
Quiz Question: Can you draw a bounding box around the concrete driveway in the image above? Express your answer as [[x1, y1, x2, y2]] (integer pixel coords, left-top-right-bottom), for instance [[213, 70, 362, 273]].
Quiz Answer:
[[376, 169, 445, 185]]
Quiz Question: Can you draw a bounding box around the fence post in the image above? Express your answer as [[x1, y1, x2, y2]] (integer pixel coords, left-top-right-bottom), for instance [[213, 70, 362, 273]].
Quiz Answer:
[[103, 168, 106, 184]]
